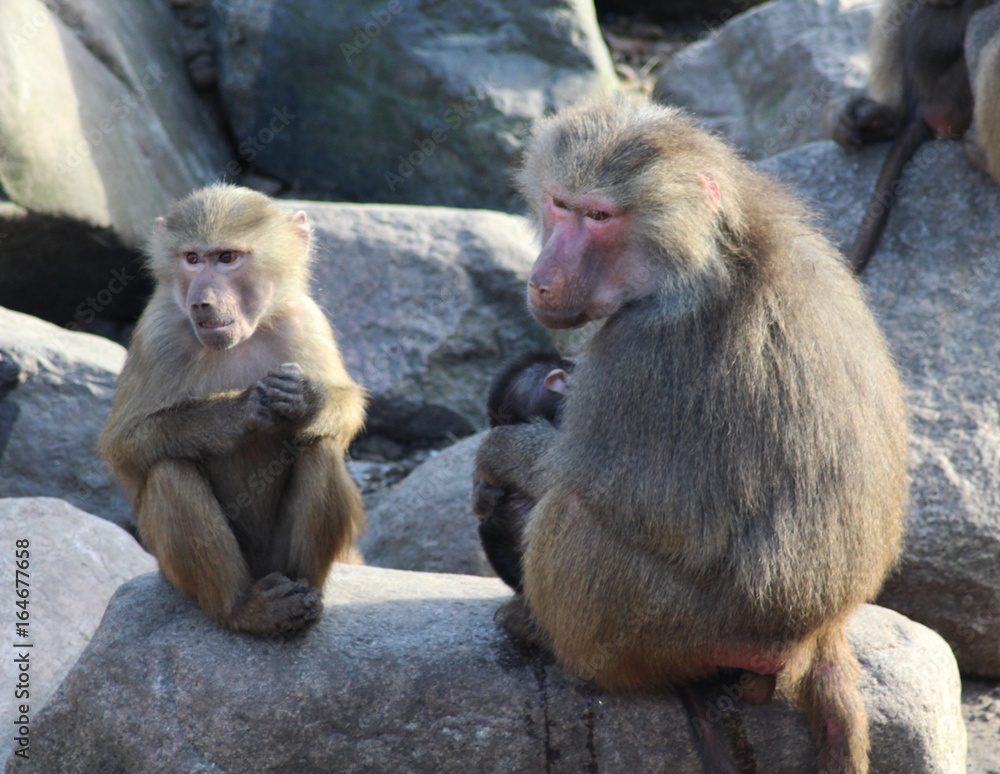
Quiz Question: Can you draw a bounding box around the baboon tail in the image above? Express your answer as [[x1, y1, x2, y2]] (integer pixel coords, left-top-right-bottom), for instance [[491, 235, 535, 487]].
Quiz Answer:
[[849, 116, 933, 274], [679, 679, 756, 774], [797, 628, 870, 774]]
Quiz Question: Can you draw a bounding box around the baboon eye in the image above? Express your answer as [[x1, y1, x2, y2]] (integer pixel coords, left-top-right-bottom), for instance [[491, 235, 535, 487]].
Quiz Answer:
[[184, 252, 199, 264], [552, 197, 569, 210], [218, 251, 237, 264], [587, 209, 610, 222]]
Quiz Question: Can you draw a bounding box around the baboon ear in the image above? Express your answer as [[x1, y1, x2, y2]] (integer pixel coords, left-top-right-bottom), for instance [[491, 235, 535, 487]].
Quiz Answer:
[[291, 211, 311, 250], [697, 173, 721, 211], [544, 369, 570, 395], [155, 217, 167, 229]]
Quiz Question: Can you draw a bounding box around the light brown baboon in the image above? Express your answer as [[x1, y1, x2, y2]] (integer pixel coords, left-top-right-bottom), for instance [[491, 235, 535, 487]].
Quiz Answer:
[[828, 0, 1000, 272], [966, 2, 1000, 181], [477, 352, 573, 592], [474, 102, 909, 773], [99, 184, 365, 636]]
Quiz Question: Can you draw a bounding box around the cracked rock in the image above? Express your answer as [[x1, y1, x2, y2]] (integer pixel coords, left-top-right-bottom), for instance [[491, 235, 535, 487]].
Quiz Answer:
[[5, 563, 964, 773]]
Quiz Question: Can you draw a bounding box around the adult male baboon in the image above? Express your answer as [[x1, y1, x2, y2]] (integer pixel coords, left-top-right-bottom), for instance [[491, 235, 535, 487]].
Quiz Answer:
[[100, 184, 365, 635], [474, 102, 908, 773], [828, 0, 1000, 272]]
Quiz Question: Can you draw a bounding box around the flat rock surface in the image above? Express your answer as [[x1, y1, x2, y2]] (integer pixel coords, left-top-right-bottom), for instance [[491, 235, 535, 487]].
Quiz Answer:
[[5, 565, 964, 773]]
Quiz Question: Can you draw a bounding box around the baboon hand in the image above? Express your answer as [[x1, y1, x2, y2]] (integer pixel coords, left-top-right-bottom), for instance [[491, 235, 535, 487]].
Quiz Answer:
[[249, 362, 320, 428], [472, 469, 507, 523], [828, 93, 901, 149], [475, 424, 527, 486]]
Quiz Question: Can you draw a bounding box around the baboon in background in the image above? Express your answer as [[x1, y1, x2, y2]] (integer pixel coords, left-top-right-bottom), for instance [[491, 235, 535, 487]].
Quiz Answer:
[[100, 184, 366, 636], [477, 352, 572, 592], [966, 2, 1000, 181], [828, 0, 1000, 272], [474, 102, 909, 773]]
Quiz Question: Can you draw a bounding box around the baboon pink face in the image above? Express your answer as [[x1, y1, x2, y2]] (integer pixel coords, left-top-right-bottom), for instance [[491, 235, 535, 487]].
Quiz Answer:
[[175, 247, 276, 350], [528, 188, 654, 330]]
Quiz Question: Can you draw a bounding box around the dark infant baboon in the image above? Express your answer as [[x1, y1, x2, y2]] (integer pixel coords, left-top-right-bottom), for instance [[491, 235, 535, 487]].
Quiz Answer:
[[477, 352, 572, 592]]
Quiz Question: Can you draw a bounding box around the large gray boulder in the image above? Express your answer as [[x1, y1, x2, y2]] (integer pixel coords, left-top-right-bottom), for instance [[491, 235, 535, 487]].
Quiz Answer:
[[655, 0, 874, 158], [599, 0, 768, 17], [363, 432, 487, 574], [302, 203, 552, 441], [761, 139, 1000, 677], [5, 566, 964, 773], [0, 498, 155, 762], [0, 0, 229, 247], [211, 0, 618, 209], [0, 308, 129, 529], [0, 0, 229, 326]]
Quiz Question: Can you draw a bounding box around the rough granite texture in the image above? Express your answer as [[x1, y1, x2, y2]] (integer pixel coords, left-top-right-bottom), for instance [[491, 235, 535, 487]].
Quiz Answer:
[[5, 566, 964, 773]]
